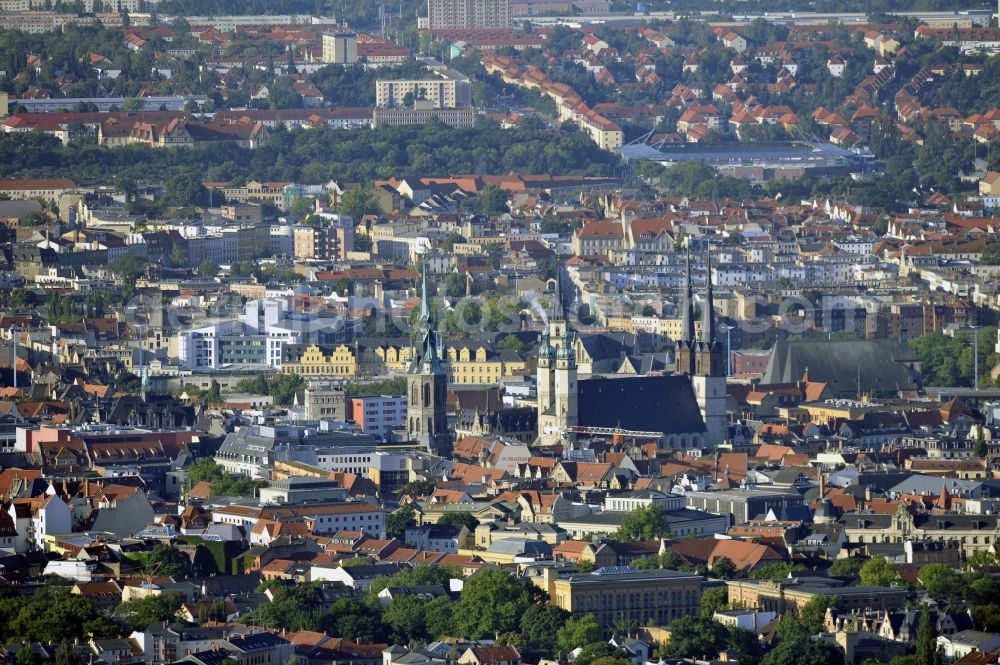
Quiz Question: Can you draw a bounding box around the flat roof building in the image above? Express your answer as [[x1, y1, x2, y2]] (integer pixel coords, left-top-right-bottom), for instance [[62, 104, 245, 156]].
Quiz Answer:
[[535, 566, 703, 634], [684, 488, 805, 525]]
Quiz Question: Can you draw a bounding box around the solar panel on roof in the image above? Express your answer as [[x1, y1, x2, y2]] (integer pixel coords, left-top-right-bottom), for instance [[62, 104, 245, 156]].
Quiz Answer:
[[591, 565, 636, 575]]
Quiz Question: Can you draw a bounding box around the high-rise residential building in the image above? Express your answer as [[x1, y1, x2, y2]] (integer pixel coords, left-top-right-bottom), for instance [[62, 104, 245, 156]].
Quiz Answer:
[[427, 0, 511, 29], [292, 220, 354, 262], [321, 33, 358, 64], [375, 69, 472, 109]]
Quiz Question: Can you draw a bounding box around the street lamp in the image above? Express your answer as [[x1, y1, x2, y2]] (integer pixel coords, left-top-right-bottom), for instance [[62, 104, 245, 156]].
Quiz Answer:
[[723, 324, 736, 377]]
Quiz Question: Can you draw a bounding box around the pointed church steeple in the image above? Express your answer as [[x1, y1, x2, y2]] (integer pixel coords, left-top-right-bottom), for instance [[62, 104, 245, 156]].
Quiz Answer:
[[680, 246, 695, 343], [675, 246, 697, 377], [702, 246, 715, 345], [411, 262, 444, 375], [419, 261, 430, 325], [407, 263, 451, 454]]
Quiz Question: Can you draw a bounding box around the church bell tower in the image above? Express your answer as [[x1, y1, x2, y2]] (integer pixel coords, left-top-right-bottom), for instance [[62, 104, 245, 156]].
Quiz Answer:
[[677, 246, 727, 445], [537, 268, 577, 444], [406, 264, 451, 455]]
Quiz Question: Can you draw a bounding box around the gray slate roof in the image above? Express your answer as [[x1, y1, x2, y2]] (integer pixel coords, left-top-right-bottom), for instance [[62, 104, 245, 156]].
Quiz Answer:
[[577, 375, 706, 435], [763, 339, 920, 395]]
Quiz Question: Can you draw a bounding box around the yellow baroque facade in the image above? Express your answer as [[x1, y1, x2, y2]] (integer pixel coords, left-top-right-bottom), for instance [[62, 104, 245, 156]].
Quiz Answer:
[[282, 341, 525, 385]]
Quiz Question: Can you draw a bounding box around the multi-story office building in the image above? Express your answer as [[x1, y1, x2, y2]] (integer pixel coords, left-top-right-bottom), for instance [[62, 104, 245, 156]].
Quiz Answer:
[[726, 577, 907, 614], [176, 299, 342, 370], [368, 451, 413, 496], [427, 0, 511, 29], [257, 477, 348, 505], [321, 32, 358, 64], [535, 567, 703, 635], [684, 489, 805, 525], [215, 424, 377, 478], [303, 381, 346, 421], [214, 501, 385, 538], [347, 395, 407, 440], [372, 106, 478, 128]]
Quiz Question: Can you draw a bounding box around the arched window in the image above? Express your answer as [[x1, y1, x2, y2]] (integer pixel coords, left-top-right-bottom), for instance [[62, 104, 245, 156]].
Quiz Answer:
[[423, 383, 430, 406]]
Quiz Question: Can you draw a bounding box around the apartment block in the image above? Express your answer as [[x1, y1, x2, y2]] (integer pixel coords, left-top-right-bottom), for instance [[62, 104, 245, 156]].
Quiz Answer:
[[427, 0, 511, 29], [375, 70, 472, 109], [372, 107, 476, 129], [293, 223, 354, 261], [321, 32, 358, 64]]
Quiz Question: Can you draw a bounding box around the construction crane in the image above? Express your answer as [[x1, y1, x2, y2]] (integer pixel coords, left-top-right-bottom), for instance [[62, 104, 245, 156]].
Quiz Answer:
[[564, 425, 663, 438]]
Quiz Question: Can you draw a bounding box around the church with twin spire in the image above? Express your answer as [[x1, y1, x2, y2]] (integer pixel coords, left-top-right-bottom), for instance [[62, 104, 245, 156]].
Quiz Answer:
[[536, 251, 727, 448], [674, 249, 728, 446]]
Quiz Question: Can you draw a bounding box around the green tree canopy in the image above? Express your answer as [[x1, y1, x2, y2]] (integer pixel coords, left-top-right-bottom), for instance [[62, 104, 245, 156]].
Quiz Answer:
[[586, 657, 631, 665], [726, 626, 764, 665], [164, 172, 207, 207], [859, 558, 901, 588], [144, 544, 189, 578], [916, 610, 935, 665], [396, 480, 435, 499], [748, 562, 805, 580], [338, 188, 380, 221], [454, 568, 533, 639], [982, 242, 1000, 265], [475, 184, 509, 215], [799, 596, 838, 635], [424, 595, 456, 639], [573, 642, 621, 665], [710, 556, 737, 580], [197, 260, 218, 277], [185, 457, 257, 497], [0, 123, 620, 205], [6, 288, 38, 310], [662, 616, 729, 660], [700, 586, 729, 618], [0, 584, 121, 643], [247, 583, 361, 634], [760, 635, 845, 665], [520, 604, 571, 655], [612, 504, 673, 541], [382, 594, 432, 643], [437, 511, 478, 530], [233, 373, 304, 405], [109, 253, 147, 281], [556, 614, 602, 654], [386, 504, 417, 540], [367, 563, 459, 598], [917, 563, 962, 602], [114, 592, 184, 631], [828, 557, 866, 579]]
